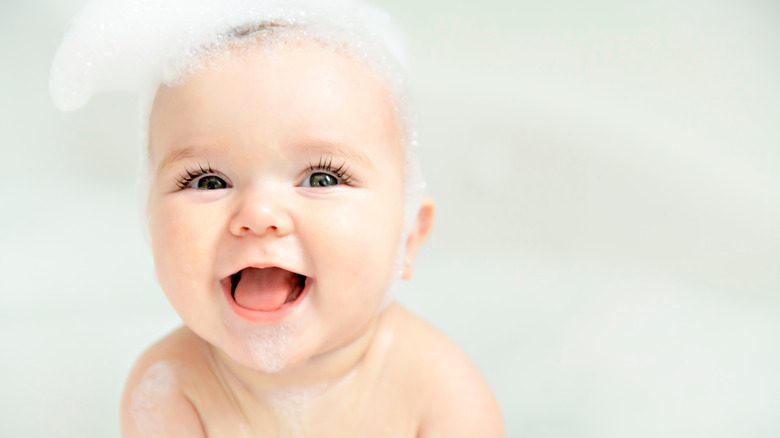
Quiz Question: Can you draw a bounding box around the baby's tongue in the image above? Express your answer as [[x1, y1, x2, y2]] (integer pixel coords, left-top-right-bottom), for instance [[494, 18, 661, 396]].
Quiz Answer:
[[233, 267, 294, 311]]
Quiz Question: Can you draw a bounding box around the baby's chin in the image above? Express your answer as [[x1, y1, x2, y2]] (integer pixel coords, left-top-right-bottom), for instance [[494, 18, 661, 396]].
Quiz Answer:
[[211, 307, 391, 378], [215, 317, 301, 374]]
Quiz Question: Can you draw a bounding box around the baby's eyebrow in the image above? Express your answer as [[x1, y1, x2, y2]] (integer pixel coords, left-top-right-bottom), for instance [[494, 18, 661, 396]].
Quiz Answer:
[[156, 146, 201, 174], [301, 142, 374, 169], [155, 142, 374, 173]]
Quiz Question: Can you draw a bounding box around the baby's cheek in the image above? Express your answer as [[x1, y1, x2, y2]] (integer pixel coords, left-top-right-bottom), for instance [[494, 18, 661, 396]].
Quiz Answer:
[[330, 196, 402, 277], [150, 201, 218, 295]]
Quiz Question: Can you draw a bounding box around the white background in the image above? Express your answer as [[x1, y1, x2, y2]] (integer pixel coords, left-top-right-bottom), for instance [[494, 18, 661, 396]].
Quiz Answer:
[[1, 0, 779, 436]]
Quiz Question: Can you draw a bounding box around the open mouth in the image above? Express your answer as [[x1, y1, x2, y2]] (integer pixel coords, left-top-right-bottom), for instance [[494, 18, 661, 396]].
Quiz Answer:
[[228, 267, 308, 312]]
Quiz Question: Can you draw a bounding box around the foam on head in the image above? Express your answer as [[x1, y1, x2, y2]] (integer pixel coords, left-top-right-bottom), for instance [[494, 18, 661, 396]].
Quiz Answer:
[[50, 0, 426, 237]]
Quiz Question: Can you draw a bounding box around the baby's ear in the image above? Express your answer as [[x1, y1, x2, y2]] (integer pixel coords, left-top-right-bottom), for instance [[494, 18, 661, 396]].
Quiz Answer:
[[402, 197, 435, 280]]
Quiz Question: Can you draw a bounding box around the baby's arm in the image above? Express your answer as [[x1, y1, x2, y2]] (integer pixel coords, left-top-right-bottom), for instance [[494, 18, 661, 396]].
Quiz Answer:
[[120, 330, 206, 437]]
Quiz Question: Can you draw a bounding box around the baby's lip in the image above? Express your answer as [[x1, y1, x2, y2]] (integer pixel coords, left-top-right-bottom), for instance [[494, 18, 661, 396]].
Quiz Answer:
[[221, 262, 309, 282], [219, 263, 310, 297]]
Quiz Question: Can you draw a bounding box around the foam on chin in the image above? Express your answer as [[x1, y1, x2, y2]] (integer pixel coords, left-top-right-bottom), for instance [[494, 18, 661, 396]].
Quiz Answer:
[[222, 314, 298, 373]]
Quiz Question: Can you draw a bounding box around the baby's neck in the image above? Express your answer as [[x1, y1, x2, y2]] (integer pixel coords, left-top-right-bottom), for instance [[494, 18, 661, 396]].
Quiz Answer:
[[199, 305, 401, 434], [207, 309, 390, 405]]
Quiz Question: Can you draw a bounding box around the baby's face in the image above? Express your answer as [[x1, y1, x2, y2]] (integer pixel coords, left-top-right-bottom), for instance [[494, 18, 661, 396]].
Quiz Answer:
[[146, 45, 406, 372]]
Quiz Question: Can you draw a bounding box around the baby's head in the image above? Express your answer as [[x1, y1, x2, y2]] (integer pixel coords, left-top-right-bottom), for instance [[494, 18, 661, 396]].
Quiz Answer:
[[147, 29, 434, 372], [51, 0, 434, 373]]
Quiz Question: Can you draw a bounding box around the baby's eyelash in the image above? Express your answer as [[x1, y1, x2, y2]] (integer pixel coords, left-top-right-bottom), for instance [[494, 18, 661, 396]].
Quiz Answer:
[[175, 162, 221, 189], [308, 155, 353, 184]]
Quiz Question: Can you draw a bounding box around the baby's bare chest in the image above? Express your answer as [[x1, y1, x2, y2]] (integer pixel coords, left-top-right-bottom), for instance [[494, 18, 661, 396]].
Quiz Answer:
[[187, 371, 422, 437]]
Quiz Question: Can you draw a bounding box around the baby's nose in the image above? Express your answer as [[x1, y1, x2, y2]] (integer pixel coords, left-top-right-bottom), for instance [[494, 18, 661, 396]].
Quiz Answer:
[[228, 188, 293, 238]]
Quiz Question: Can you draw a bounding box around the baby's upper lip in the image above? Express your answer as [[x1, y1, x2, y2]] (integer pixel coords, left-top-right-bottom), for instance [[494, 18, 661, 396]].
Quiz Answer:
[[222, 261, 309, 280]]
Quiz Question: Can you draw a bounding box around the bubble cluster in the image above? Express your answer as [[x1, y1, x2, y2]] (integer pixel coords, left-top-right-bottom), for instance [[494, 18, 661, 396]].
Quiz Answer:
[[129, 361, 176, 436], [247, 323, 295, 373], [50, 0, 408, 112], [221, 313, 298, 373]]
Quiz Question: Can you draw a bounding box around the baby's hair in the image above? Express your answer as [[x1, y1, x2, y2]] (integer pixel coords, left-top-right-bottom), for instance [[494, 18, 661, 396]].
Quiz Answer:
[[229, 21, 287, 37]]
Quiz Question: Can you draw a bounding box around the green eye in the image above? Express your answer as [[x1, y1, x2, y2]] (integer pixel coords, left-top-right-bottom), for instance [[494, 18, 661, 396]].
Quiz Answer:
[[305, 173, 339, 188], [301, 156, 353, 188], [194, 175, 228, 190]]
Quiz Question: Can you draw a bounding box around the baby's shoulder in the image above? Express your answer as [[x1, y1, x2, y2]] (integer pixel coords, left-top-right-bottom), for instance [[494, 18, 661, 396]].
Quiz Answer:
[[381, 303, 505, 437], [120, 326, 209, 437]]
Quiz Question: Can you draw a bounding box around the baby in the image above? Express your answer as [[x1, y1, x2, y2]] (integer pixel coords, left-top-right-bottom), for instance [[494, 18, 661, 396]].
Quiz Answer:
[[51, 1, 503, 436]]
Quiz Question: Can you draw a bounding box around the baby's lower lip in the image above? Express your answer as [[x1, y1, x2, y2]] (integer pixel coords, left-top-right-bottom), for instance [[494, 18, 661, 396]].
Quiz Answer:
[[219, 273, 310, 324]]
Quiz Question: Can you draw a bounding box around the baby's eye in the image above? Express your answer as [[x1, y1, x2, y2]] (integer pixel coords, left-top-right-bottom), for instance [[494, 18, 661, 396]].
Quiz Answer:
[[301, 156, 353, 188], [193, 175, 228, 190], [302, 172, 339, 188], [175, 164, 230, 191]]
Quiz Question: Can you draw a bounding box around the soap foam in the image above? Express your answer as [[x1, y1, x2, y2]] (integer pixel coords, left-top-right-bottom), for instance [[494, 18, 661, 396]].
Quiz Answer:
[[247, 323, 294, 373], [267, 386, 314, 437], [266, 377, 350, 436], [129, 361, 177, 436], [51, 0, 407, 110], [223, 315, 298, 373]]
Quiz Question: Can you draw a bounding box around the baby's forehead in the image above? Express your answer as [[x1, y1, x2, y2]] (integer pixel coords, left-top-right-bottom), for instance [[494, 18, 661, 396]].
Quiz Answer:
[[161, 24, 399, 98], [148, 43, 405, 163], [154, 41, 399, 122], [180, 39, 390, 91]]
